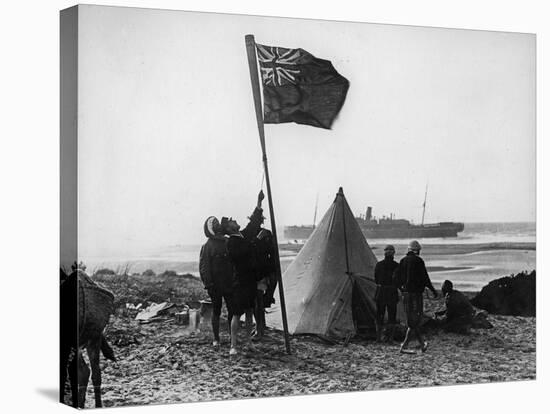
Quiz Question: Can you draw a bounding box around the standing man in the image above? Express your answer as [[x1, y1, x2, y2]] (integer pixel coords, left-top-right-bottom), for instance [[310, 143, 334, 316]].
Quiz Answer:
[[396, 240, 438, 353], [374, 245, 399, 342], [252, 225, 277, 341], [199, 216, 234, 347], [223, 190, 265, 356]]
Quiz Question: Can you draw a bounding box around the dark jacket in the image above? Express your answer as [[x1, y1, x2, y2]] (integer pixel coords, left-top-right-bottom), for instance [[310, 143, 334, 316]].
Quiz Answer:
[[374, 257, 399, 304], [199, 235, 233, 290], [226, 207, 264, 287], [255, 229, 277, 277], [396, 251, 436, 294], [375, 257, 399, 286], [255, 228, 278, 307], [241, 207, 264, 240], [445, 289, 475, 323]]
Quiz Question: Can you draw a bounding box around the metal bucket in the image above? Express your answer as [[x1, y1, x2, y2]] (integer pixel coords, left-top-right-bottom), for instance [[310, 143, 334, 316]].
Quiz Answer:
[[188, 309, 200, 330], [198, 300, 213, 332], [175, 309, 190, 325]]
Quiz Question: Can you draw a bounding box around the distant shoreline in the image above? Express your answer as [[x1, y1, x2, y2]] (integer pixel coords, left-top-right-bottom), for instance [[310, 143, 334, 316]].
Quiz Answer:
[[80, 241, 535, 293], [279, 242, 536, 255], [427, 266, 471, 272], [371, 242, 536, 255], [82, 242, 535, 273]]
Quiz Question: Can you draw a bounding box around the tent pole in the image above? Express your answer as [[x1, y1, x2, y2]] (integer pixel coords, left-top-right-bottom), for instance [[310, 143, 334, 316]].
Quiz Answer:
[[245, 34, 291, 355], [340, 188, 351, 275]]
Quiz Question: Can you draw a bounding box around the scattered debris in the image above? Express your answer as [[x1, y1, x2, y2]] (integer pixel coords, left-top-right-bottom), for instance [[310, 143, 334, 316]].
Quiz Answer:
[[136, 302, 176, 321]]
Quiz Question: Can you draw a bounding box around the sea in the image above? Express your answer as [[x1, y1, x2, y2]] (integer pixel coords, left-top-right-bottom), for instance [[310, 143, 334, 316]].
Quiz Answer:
[[81, 222, 536, 292]]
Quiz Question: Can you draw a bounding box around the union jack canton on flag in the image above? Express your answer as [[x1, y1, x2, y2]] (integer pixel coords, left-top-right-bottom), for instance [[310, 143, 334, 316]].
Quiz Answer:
[[256, 43, 349, 129]]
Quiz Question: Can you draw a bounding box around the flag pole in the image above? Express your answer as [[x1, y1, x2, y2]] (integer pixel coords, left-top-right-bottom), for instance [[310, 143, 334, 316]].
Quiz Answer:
[[245, 34, 291, 354]]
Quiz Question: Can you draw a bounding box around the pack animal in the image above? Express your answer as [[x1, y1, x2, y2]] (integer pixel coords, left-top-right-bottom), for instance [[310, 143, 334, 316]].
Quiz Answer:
[[60, 268, 116, 407]]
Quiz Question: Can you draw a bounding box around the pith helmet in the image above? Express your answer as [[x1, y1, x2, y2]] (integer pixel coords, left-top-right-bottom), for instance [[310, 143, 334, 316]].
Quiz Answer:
[[203, 216, 220, 238], [408, 240, 422, 251], [383, 244, 395, 252]]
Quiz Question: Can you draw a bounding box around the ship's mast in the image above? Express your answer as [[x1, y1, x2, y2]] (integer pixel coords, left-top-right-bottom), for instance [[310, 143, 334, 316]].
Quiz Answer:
[[421, 183, 428, 226], [312, 192, 319, 229]]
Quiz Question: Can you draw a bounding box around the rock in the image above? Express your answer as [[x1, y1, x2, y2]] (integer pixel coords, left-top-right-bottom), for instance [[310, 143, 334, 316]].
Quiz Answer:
[[471, 271, 535, 316]]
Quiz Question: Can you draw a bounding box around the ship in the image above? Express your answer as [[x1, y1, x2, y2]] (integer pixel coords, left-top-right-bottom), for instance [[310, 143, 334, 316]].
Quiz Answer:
[[283, 187, 464, 240], [354, 206, 465, 238]]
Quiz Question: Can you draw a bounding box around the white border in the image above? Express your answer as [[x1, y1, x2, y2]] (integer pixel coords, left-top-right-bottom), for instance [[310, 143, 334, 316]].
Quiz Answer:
[[0, 1, 545, 413]]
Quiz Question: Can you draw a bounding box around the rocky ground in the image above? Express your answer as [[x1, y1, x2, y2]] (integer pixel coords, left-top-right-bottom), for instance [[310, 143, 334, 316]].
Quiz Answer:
[[87, 296, 536, 408]]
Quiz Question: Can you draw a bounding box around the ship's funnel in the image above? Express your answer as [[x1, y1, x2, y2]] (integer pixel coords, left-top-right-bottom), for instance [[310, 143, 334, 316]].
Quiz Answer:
[[366, 206, 372, 221]]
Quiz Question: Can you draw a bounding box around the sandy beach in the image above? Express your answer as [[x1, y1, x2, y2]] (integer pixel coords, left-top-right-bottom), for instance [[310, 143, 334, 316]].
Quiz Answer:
[[90, 294, 535, 408]]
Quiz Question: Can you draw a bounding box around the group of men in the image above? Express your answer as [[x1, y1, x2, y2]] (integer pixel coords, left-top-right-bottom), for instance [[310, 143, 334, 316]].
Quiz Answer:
[[200, 192, 477, 356], [199, 190, 277, 356], [374, 241, 477, 353]]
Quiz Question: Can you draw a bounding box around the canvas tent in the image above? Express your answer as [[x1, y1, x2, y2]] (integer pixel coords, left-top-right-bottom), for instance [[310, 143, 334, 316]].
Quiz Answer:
[[266, 187, 405, 339]]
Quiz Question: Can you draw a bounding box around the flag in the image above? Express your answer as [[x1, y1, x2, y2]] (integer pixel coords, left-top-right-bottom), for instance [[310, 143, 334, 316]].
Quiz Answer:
[[256, 43, 349, 129]]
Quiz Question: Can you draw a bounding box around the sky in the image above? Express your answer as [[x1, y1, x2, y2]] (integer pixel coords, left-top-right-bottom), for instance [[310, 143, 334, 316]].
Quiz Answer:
[[76, 5, 536, 257]]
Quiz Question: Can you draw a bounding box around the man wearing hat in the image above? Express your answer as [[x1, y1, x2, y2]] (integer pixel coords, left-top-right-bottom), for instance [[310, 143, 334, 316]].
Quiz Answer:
[[199, 216, 234, 347], [395, 240, 438, 353], [374, 245, 400, 342]]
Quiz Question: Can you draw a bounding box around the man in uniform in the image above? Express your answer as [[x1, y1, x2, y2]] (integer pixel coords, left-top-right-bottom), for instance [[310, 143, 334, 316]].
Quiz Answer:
[[435, 280, 475, 334], [374, 245, 399, 342], [396, 240, 438, 353], [223, 190, 265, 355], [199, 216, 234, 347]]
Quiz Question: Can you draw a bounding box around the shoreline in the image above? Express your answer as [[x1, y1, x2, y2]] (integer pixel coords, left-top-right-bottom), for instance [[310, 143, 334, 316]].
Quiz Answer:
[[83, 241, 536, 271], [280, 241, 536, 255], [81, 242, 535, 293]]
